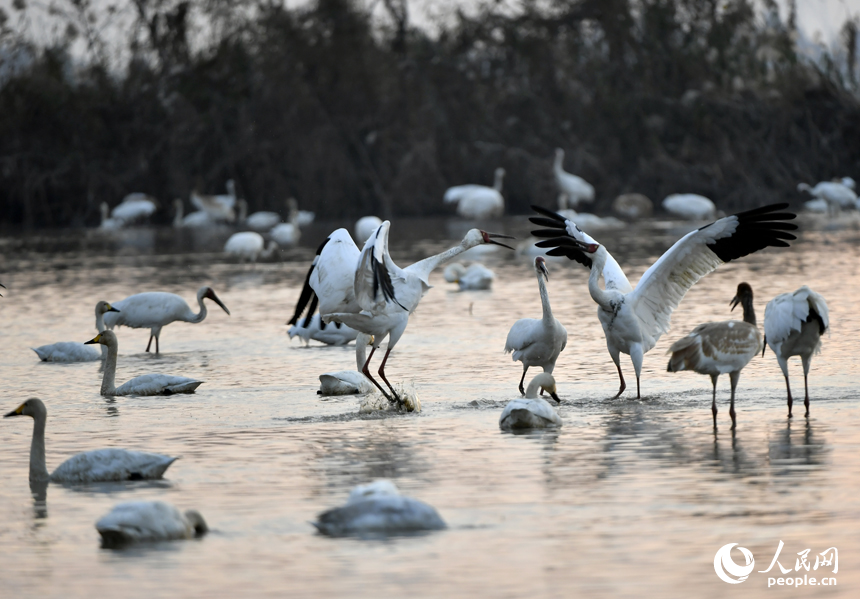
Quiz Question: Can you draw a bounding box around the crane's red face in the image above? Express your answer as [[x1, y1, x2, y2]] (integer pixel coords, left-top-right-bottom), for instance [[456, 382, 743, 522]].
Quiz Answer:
[[480, 231, 515, 250]]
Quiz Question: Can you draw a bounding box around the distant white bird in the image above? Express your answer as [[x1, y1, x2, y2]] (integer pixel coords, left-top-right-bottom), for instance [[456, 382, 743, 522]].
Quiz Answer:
[[444, 168, 505, 219], [312, 479, 446, 536], [612, 193, 653, 220], [803, 198, 829, 214], [103, 286, 230, 353], [32, 300, 119, 362], [797, 181, 857, 216], [191, 179, 237, 222], [505, 257, 568, 395], [269, 198, 301, 247], [662, 194, 716, 220], [763, 286, 830, 418], [172, 199, 218, 228], [556, 194, 624, 231], [667, 283, 763, 429], [4, 397, 177, 482], [293, 224, 514, 403], [318, 333, 376, 396], [224, 231, 278, 262], [530, 203, 797, 398], [86, 330, 203, 395], [103, 194, 157, 227], [499, 373, 563, 430], [288, 314, 360, 346], [96, 501, 207, 547], [443, 262, 494, 290], [553, 148, 594, 208], [99, 202, 124, 230], [354, 215, 383, 243], [238, 199, 282, 231], [840, 176, 856, 190]]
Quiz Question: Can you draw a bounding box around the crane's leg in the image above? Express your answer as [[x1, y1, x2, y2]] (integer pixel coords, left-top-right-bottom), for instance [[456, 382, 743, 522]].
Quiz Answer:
[[801, 354, 812, 418], [361, 345, 394, 402], [155, 335, 159, 354], [518, 366, 529, 397], [710, 373, 719, 428], [146, 334, 154, 353], [377, 347, 401, 405], [729, 371, 740, 430], [609, 345, 625, 398], [777, 356, 792, 418]]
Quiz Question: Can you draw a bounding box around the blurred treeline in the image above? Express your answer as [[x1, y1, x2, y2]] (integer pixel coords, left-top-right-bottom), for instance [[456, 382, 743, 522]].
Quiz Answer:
[[1, 0, 859, 228]]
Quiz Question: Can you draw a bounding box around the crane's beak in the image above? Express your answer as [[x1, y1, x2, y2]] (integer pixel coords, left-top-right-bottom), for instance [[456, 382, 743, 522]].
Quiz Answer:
[[730, 295, 741, 311], [84, 334, 103, 345], [481, 231, 516, 250], [205, 289, 231, 315], [0, 282, 5, 296], [4, 403, 24, 418]]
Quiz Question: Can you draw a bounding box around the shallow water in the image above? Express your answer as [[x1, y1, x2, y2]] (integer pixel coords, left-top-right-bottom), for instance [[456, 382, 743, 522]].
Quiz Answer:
[[1, 214, 859, 598]]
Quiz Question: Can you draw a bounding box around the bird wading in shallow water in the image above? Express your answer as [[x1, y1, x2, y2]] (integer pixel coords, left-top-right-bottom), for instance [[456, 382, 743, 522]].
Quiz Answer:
[[530, 203, 797, 399], [291, 224, 517, 404], [666, 283, 763, 430], [763, 286, 830, 418]]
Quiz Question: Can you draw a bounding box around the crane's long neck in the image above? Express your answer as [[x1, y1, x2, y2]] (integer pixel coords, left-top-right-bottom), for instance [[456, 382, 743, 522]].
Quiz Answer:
[[408, 242, 471, 282], [191, 294, 208, 323], [29, 413, 50, 482], [101, 341, 118, 395], [740, 296, 757, 326], [587, 249, 615, 309], [537, 273, 554, 323]]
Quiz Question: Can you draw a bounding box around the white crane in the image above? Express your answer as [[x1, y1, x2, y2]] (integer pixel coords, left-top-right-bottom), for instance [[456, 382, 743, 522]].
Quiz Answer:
[[530, 203, 797, 398], [797, 181, 857, 216], [499, 372, 563, 430], [443, 168, 505, 219], [269, 198, 301, 247], [553, 148, 595, 208], [32, 300, 119, 362], [504, 257, 568, 395], [224, 231, 278, 262], [313, 480, 445, 535], [96, 501, 207, 547], [103, 286, 230, 353], [763, 286, 829, 419], [612, 193, 653, 220], [85, 330, 203, 395], [666, 282, 763, 429], [292, 224, 515, 403], [354, 215, 383, 243], [443, 262, 495, 290], [4, 398, 177, 483], [190, 179, 237, 222], [662, 194, 717, 220]]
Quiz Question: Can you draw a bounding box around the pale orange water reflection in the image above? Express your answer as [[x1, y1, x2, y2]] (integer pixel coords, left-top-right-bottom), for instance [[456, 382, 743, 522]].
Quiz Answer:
[[0, 215, 858, 598]]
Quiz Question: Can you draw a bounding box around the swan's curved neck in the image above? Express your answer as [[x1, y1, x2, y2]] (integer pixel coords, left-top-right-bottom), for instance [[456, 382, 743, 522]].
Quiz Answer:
[[537, 273, 554, 322], [525, 378, 545, 399], [172, 203, 184, 227], [101, 341, 119, 395], [100, 203, 109, 225], [261, 242, 278, 260], [553, 152, 564, 173], [493, 171, 504, 192], [95, 310, 110, 358], [29, 414, 50, 481], [588, 249, 615, 309]]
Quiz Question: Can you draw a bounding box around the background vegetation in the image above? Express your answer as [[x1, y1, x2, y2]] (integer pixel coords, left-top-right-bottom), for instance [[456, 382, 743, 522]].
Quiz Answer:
[[0, 0, 858, 228]]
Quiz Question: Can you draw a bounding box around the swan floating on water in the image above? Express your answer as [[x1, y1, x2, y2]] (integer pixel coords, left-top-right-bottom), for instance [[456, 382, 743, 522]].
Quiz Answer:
[[313, 480, 445, 536], [96, 501, 207, 547], [4, 398, 177, 482], [661, 194, 717, 220], [86, 331, 203, 396], [318, 333, 376, 396], [444, 168, 505, 219], [224, 231, 279, 262], [443, 262, 495, 290], [499, 373, 563, 430], [32, 300, 119, 362]]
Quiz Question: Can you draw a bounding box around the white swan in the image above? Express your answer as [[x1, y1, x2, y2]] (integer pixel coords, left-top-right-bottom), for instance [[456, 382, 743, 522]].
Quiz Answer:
[[96, 501, 207, 547], [612, 193, 653, 220], [797, 180, 857, 216], [103, 286, 230, 353], [662, 194, 716, 220], [172, 199, 217, 228], [443, 262, 495, 290], [32, 300, 119, 362], [553, 148, 594, 208], [504, 257, 568, 395], [190, 180, 236, 222], [224, 231, 279, 262], [499, 373, 563, 430], [237, 199, 282, 231], [4, 398, 177, 482], [444, 168, 505, 219], [318, 333, 375, 395], [313, 479, 446, 535], [269, 199, 301, 247], [111, 195, 157, 224], [86, 330, 203, 396], [354, 215, 383, 243]]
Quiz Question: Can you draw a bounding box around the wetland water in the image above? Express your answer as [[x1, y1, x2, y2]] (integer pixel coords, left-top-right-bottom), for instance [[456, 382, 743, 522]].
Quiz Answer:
[[0, 215, 858, 598]]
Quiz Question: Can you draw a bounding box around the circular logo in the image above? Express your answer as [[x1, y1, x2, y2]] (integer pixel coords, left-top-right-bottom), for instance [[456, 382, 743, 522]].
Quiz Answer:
[[714, 543, 755, 584]]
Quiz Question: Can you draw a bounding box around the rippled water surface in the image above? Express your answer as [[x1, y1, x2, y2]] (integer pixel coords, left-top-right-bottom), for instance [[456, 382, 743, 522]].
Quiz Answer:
[[1, 215, 859, 598]]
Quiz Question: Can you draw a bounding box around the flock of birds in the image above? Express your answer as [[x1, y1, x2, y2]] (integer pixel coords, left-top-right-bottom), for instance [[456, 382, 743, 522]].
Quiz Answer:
[[7, 149, 839, 546]]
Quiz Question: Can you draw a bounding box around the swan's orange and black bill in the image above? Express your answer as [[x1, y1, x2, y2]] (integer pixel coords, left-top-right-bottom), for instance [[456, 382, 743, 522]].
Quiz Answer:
[[4, 403, 25, 418], [85, 334, 103, 345]]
